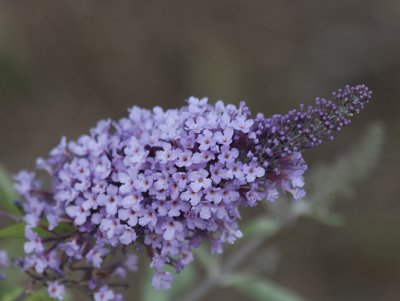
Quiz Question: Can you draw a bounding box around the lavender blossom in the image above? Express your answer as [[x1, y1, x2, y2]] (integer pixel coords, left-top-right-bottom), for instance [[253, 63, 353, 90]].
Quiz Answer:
[[152, 271, 174, 290], [47, 281, 65, 300], [13, 85, 371, 297], [93, 286, 116, 301]]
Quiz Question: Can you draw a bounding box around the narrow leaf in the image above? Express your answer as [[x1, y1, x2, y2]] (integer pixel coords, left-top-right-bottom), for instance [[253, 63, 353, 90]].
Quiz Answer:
[[0, 222, 66, 239], [26, 289, 71, 301], [306, 211, 344, 227], [25, 289, 53, 301], [40, 220, 75, 236], [193, 245, 220, 276], [0, 165, 20, 215], [0, 223, 26, 238], [1, 288, 24, 301], [170, 264, 196, 299], [224, 274, 305, 301], [242, 217, 280, 237]]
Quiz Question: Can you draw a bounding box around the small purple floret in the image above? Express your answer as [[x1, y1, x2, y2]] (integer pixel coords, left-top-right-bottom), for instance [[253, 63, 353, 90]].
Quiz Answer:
[[47, 281, 65, 301]]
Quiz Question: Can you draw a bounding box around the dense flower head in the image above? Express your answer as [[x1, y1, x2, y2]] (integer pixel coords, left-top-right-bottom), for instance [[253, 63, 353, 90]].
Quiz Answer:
[[13, 84, 370, 299]]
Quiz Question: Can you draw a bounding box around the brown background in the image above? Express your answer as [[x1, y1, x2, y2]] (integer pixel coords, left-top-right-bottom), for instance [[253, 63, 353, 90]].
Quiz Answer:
[[0, 1, 399, 300]]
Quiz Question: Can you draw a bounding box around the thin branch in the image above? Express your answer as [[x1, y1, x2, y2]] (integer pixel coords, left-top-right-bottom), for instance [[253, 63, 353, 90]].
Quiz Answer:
[[177, 213, 297, 301], [176, 234, 273, 301], [0, 210, 21, 222]]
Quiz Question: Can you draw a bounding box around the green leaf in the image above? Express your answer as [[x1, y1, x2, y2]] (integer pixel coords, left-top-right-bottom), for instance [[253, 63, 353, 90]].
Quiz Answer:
[[306, 211, 345, 227], [0, 222, 26, 238], [1, 288, 24, 301], [25, 289, 52, 301], [0, 221, 71, 239], [193, 245, 220, 276], [242, 217, 280, 237], [0, 165, 20, 215], [34, 226, 52, 237], [3, 288, 71, 301], [52, 222, 75, 235], [40, 219, 75, 236], [223, 274, 305, 301], [170, 264, 196, 299]]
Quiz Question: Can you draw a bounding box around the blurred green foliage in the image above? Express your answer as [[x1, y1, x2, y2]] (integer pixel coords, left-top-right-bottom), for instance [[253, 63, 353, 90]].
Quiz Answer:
[[300, 121, 384, 226]]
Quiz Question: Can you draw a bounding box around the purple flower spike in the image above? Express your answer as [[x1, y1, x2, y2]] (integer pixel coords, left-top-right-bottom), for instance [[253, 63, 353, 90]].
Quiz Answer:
[[13, 85, 370, 293]]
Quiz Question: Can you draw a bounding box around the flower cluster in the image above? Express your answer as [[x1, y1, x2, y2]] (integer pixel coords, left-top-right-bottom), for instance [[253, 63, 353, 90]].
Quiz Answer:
[[0, 250, 8, 280], [13, 85, 371, 300]]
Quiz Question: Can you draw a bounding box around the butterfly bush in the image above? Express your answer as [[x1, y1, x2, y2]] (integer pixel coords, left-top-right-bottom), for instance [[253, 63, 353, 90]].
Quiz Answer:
[[12, 85, 371, 300]]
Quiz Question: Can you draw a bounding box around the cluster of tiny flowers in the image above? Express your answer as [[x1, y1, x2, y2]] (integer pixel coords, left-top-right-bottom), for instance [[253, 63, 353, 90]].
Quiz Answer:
[[13, 85, 370, 300], [0, 250, 8, 280]]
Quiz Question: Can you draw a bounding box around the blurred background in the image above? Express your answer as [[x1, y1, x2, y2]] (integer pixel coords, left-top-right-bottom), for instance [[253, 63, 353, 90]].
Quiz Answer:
[[0, 1, 399, 300]]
